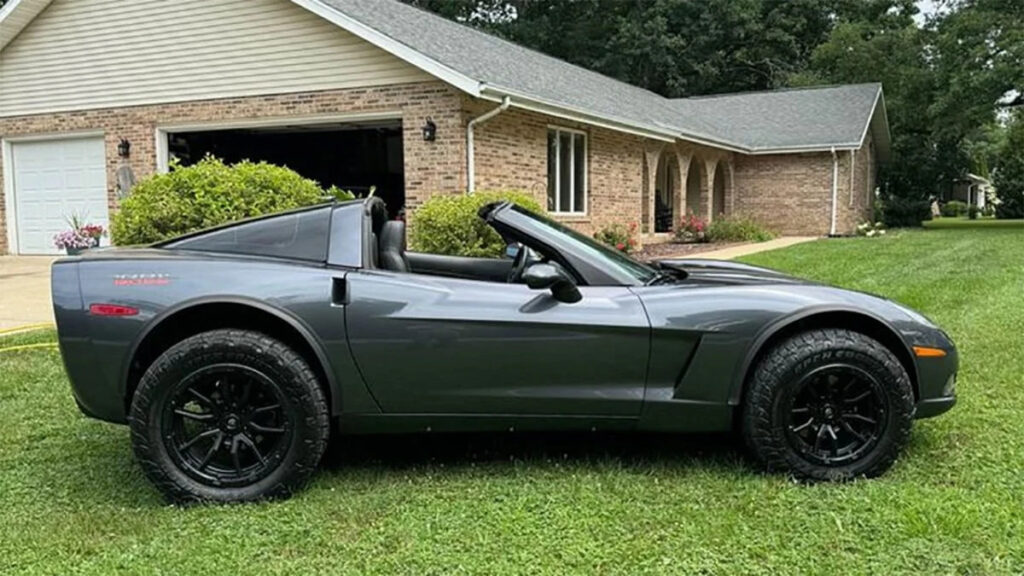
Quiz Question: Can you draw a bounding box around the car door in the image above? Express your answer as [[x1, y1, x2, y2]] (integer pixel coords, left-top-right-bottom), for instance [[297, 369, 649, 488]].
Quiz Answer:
[[344, 270, 650, 416]]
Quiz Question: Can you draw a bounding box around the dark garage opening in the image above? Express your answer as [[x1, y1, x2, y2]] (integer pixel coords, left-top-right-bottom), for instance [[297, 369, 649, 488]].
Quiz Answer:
[[168, 120, 405, 215]]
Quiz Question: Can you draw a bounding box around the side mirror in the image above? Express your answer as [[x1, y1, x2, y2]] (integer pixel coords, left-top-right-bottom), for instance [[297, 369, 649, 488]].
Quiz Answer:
[[522, 263, 582, 303]]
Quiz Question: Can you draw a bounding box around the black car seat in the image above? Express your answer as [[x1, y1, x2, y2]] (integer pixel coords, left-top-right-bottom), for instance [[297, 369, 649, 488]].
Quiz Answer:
[[378, 220, 410, 272]]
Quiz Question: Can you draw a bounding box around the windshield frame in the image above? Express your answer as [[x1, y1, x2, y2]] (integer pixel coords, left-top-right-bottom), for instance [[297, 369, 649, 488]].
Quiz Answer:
[[496, 205, 659, 286]]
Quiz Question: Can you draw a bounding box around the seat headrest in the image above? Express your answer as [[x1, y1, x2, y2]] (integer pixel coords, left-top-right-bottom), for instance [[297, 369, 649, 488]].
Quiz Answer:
[[380, 220, 405, 251]]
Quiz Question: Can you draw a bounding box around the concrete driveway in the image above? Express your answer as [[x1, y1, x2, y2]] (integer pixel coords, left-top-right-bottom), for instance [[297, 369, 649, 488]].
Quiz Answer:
[[0, 256, 56, 330]]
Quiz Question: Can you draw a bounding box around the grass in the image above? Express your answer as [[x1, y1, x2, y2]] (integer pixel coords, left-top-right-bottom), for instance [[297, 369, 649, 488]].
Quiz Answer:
[[2, 222, 1024, 575]]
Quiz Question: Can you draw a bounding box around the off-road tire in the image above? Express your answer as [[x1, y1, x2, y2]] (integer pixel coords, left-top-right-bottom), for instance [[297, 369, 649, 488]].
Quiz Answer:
[[742, 328, 915, 481], [129, 329, 330, 503]]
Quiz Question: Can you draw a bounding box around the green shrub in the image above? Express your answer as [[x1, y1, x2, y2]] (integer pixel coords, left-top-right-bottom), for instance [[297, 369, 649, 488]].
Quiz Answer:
[[705, 215, 776, 243], [967, 205, 981, 220], [408, 191, 544, 257], [594, 222, 638, 253], [879, 195, 932, 228], [940, 200, 969, 217], [112, 157, 352, 245]]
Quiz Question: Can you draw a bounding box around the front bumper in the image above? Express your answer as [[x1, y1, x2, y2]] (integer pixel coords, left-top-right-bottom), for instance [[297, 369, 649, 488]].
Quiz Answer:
[[916, 395, 956, 418], [912, 334, 958, 420]]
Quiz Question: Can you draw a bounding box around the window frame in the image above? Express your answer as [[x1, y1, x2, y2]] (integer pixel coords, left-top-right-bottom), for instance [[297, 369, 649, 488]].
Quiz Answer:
[[546, 126, 588, 215]]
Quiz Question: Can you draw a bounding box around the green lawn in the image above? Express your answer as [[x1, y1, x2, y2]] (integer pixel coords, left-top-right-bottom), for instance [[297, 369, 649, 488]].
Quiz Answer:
[[2, 223, 1024, 575]]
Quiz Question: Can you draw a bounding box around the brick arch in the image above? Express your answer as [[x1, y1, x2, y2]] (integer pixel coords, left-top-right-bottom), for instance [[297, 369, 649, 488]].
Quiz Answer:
[[709, 158, 728, 220], [653, 149, 682, 233], [641, 143, 665, 234], [683, 154, 708, 219]]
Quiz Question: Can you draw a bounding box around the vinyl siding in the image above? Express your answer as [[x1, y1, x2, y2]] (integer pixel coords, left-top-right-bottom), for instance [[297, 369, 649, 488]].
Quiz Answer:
[[0, 0, 433, 117]]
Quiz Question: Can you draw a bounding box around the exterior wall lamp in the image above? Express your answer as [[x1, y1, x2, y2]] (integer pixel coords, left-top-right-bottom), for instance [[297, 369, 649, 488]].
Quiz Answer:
[[422, 118, 437, 142]]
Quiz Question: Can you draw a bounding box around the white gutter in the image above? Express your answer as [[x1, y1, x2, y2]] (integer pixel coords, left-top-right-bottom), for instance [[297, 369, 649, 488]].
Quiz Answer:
[[830, 146, 839, 236], [467, 96, 511, 194]]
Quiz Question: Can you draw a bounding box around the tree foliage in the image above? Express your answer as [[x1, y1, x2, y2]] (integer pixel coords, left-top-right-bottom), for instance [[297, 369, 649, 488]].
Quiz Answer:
[[993, 113, 1024, 219], [406, 0, 838, 97]]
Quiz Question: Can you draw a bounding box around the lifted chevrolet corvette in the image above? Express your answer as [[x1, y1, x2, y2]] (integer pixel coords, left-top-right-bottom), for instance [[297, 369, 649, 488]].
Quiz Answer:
[[52, 198, 957, 502]]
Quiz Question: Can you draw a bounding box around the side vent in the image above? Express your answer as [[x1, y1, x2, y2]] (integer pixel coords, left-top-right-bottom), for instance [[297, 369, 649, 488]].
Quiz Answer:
[[331, 277, 348, 306]]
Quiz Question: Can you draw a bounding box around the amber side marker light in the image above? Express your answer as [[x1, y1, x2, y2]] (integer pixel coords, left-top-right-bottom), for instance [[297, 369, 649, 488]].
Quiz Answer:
[[89, 304, 139, 316], [913, 346, 947, 358]]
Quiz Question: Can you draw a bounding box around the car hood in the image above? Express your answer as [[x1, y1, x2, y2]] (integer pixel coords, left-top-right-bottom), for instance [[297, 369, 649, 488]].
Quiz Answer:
[[653, 258, 815, 287]]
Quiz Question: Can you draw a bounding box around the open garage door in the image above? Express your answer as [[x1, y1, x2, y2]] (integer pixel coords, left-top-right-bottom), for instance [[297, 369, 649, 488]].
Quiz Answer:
[[8, 137, 108, 255], [167, 119, 405, 216]]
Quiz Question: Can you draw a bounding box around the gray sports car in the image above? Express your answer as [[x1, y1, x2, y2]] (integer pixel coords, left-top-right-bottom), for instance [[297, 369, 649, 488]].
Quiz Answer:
[[52, 198, 957, 502]]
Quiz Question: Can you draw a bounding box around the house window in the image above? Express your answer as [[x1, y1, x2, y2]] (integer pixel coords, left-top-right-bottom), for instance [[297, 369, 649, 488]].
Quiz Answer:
[[547, 128, 587, 213]]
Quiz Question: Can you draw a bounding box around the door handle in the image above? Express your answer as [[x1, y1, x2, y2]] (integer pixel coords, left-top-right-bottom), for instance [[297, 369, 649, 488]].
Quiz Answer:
[[331, 277, 347, 306]]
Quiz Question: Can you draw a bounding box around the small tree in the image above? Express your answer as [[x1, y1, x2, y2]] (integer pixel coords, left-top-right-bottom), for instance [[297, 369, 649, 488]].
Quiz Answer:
[[993, 116, 1024, 219]]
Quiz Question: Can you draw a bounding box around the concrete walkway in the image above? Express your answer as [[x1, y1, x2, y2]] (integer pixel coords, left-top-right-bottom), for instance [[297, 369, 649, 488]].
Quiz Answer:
[[688, 236, 818, 260], [0, 256, 57, 331]]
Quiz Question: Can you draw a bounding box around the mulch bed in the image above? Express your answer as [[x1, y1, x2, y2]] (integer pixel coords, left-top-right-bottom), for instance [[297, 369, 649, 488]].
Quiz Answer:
[[634, 240, 749, 261]]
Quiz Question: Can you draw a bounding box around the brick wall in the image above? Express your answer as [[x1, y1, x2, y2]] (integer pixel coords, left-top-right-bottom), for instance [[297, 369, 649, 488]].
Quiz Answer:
[[0, 81, 463, 253], [0, 80, 875, 253], [463, 96, 649, 237], [733, 152, 833, 236], [836, 133, 876, 234], [731, 142, 875, 237]]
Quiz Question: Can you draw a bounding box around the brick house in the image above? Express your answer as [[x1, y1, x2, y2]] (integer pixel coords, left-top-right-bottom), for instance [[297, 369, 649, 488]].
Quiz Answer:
[[0, 0, 890, 255]]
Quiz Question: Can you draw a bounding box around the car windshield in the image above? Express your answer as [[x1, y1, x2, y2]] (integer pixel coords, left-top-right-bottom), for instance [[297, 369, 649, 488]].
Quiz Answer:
[[510, 206, 659, 284]]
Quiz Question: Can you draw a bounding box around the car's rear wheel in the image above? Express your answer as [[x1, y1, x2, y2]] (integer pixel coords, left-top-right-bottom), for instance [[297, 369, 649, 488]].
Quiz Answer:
[[742, 328, 915, 481], [129, 329, 329, 503]]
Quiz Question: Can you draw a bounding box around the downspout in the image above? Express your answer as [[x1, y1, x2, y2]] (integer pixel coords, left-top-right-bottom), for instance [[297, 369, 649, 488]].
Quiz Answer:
[[830, 146, 839, 236], [849, 149, 856, 207], [467, 96, 511, 194]]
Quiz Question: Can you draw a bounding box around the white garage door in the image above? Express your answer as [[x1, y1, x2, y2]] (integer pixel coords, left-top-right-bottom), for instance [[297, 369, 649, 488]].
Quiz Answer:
[[10, 137, 108, 255]]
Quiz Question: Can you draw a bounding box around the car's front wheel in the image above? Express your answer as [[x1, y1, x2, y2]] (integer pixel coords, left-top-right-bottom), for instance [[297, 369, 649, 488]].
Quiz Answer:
[[129, 329, 329, 503], [742, 328, 915, 481]]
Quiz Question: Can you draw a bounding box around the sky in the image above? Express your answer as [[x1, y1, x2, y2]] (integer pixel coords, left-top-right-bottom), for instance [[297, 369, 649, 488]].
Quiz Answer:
[[914, 0, 944, 26]]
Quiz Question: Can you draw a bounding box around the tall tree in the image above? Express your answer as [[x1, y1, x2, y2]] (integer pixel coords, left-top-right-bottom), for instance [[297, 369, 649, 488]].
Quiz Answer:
[[406, 0, 839, 97], [993, 111, 1024, 218]]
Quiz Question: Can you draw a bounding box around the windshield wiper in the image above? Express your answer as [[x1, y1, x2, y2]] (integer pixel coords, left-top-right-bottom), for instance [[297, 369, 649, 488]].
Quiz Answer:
[[645, 271, 677, 286]]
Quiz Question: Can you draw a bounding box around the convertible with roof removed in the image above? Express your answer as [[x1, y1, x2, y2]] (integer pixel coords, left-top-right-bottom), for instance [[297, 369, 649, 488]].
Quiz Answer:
[[52, 198, 957, 502]]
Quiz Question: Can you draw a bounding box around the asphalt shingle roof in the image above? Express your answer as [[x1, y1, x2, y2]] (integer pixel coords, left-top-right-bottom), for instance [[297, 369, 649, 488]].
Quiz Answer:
[[668, 84, 884, 151], [317, 0, 886, 155]]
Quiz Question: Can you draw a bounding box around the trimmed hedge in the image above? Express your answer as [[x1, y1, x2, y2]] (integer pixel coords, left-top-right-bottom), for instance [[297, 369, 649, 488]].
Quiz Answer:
[[705, 215, 776, 243], [409, 191, 543, 257], [112, 157, 353, 245]]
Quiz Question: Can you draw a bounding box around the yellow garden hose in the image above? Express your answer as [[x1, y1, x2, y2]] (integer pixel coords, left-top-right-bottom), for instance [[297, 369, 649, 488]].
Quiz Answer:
[[0, 323, 55, 336], [0, 342, 58, 353]]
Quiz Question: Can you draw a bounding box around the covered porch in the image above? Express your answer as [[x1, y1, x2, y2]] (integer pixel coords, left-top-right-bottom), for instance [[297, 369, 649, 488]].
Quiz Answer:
[[641, 143, 734, 241]]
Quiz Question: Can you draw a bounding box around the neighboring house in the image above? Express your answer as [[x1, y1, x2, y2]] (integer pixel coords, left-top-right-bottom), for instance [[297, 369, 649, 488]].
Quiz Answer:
[[946, 173, 992, 210], [0, 0, 890, 255]]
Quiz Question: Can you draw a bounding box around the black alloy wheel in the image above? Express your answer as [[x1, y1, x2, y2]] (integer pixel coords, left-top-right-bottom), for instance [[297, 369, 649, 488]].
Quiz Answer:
[[781, 364, 887, 467], [742, 328, 915, 481], [164, 364, 293, 488], [130, 329, 329, 503]]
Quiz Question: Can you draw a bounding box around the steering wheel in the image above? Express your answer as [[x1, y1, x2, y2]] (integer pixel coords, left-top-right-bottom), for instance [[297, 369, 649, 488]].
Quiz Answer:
[[508, 244, 530, 283]]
